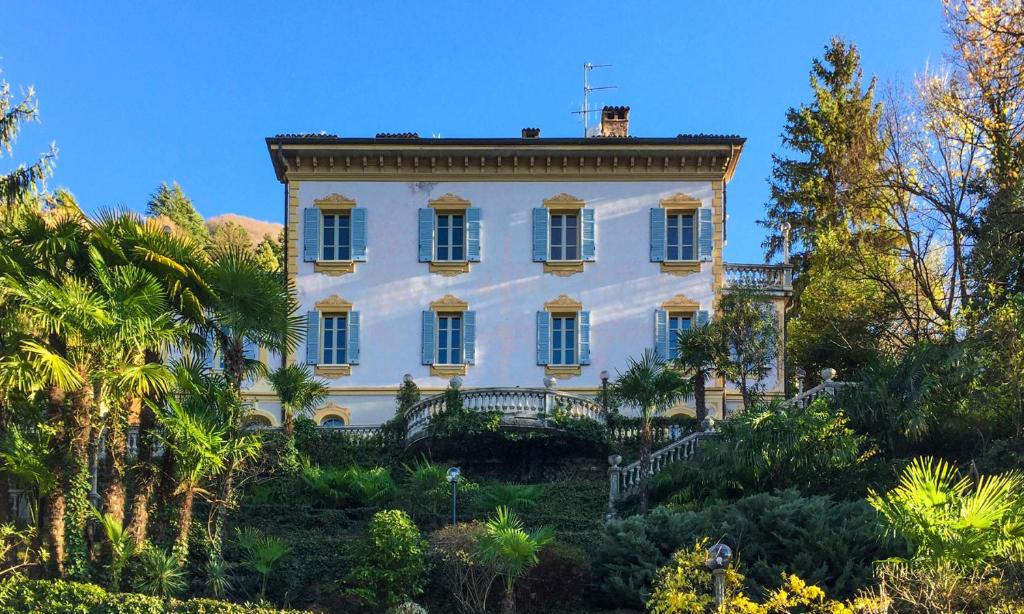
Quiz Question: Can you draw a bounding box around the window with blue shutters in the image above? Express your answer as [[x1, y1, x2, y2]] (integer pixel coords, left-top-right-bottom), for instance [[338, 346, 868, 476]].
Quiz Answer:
[[698, 208, 713, 261], [424, 300, 475, 370], [551, 315, 576, 365], [435, 214, 465, 261], [535, 195, 594, 271], [321, 314, 347, 365], [436, 314, 463, 364], [549, 213, 579, 261], [321, 213, 351, 261], [539, 296, 589, 369], [666, 213, 696, 261], [307, 305, 359, 368], [668, 314, 693, 360], [421, 198, 480, 272], [303, 197, 366, 268]]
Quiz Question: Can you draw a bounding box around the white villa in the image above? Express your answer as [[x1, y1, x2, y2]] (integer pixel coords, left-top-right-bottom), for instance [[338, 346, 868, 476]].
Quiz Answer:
[[241, 108, 792, 428]]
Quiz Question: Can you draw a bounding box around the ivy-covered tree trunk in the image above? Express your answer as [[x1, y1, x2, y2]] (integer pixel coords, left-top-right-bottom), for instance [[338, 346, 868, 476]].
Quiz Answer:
[[102, 399, 133, 525], [639, 414, 653, 514], [64, 370, 94, 581], [42, 382, 68, 577], [693, 373, 708, 427], [127, 394, 157, 546], [173, 487, 195, 565]]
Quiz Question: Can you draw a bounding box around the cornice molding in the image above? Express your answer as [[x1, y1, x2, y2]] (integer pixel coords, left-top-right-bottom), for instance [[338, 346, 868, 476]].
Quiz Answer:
[[428, 261, 470, 276], [660, 262, 702, 276], [315, 294, 354, 311], [429, 294, 469, 312], [270, 143, 741, 183], [543, 261, 584, 276], [544, 294, 583, 311]]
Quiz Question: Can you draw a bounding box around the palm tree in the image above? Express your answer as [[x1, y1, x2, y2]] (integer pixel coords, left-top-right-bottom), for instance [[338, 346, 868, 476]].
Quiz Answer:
[[90, 505, 135, 591], [157, 398, 227, 565], [867, 456, 1024, 569], [673, 323, 721, 429], [477, 506, 553, 614], [134, 546, 186, 599], [268, 364, 328, 437], [612, 349, 692, 513], [235, 527, 290, 601]]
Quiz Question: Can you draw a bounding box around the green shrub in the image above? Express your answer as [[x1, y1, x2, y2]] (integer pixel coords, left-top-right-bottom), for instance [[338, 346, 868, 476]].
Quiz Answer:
[[645, 538, 746, 614], [591, 490, 900, 608], [301, 465, 395, 508], [0, 576, 311, 613], [515, 541, 592, 614], [399, 460, 477, 528], [342, 509, 428, 610], [426, 522, 498, 614]]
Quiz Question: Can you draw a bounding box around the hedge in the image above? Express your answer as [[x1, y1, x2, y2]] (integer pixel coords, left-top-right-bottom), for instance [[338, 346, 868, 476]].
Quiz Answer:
[[0, 577, 312, 614]]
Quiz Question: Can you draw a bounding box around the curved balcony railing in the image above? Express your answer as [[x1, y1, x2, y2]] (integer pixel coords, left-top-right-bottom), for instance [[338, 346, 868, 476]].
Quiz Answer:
[[404, 387, 606, 444], [724, 263, 792, 292]]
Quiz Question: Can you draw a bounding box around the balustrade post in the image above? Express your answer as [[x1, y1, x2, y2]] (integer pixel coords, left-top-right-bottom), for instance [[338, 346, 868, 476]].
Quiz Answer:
[[607, 454, 623, 520]]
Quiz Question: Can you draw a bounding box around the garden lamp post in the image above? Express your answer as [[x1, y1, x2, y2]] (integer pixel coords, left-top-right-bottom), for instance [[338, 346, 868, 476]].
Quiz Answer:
[[795, 367, 806, 396], [600, 369, 610, 415], [403, 373, 413, 384], [447, 466, 461, 525], [706, 543, 733, 610]]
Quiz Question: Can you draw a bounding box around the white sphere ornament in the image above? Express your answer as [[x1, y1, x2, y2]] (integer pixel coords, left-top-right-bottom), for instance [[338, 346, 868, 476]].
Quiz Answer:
[[821, 368, 837, 382], [543, 375, 557, 389]]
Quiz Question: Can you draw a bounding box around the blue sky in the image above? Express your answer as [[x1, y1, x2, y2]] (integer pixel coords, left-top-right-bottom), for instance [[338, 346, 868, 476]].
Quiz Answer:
[[5, 1, 946, 263]]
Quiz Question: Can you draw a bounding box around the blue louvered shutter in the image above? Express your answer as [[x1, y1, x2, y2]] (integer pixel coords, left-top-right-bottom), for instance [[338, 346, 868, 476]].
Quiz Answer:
[[305, 311, 320, 365], [347, 311, 360, 364], [303, 208, 320, 262], [418, 209, 434, 262], [421, 311, 435, 365], [532, 208, 548, 262], [463, 311, 476, 364], [579, 311, 591, 365], [466, 208, 481, 262], [650, 208, 666, 262], [536, 311, 550, 365], [242, 339, 257, 360], [698, 208, 713, 261], [351, 208, 367, 262], [696, 310, 710, 327], [581, 208, 596, 261], [655, 309, 669, 361]]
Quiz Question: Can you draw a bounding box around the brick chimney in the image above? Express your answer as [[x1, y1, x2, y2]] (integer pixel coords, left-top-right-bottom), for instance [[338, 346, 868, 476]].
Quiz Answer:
[[521, 127, 540, 138], [600, 106, 630, 137]]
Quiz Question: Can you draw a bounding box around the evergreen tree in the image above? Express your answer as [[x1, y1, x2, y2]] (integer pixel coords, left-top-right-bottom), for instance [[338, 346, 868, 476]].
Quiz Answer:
[[760, 37, 884, 278], [0, 77, 56, 206], [146, 182, 208, 245], [254, 232, 283, 273], [208, 220, 252, 253]]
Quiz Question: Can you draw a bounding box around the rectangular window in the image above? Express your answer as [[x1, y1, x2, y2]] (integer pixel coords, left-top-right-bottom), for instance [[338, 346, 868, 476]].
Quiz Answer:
[[551, 315, 577, 365], [435, 213, 465, 261], [668, 314, 693, 360], [549, 213, 579, 261], [666, 212, 695, 261], [322, 314, 348, 365], [436, 314, 463, 365], [321, 213, 352, 261]]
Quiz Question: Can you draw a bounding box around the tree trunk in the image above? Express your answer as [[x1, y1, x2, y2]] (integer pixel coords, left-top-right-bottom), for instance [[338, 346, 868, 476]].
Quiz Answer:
[[639, 415, 652, 514], [64, 372, 94, 580], [694, 373, 708, 428], [102, 399, 133, 525], [43, 380, 68, 577], [282, 404, 294, 438], [740, 378, 752, 411], [127, 393, 157, 547], [173, 488, 195, 565], [501, 579, 516, 614]]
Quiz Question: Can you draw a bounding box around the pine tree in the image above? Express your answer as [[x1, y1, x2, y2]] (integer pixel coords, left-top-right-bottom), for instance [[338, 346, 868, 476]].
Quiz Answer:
[[1, 77, 56, 206], [254, 233, 283, 273], [146, 182, 209, 244]]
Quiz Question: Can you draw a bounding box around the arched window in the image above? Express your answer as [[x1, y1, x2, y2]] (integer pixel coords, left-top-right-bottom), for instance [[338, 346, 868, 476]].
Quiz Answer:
[[245, 415, 272, 430], [320, 415, 346, 428]]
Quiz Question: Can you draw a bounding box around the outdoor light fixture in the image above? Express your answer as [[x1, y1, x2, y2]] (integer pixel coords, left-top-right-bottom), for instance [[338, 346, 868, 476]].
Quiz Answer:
[[600, 370, 611, 416], [450, 375, 463, 390], [447, 467, 461, 526], [403, 373, 414, 384], [795, 367, 806, 395], [706, 543, 733, 608]]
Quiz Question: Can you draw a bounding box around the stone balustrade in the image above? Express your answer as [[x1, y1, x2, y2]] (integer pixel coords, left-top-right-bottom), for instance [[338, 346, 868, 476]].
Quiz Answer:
[[607, 431, 712, 509], [404, 387, 606, 444], [724, 262, 793, 292]]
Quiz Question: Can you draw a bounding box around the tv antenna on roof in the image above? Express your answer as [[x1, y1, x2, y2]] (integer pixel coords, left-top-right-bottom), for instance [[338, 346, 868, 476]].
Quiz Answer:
[[571, 63, 616, 136]]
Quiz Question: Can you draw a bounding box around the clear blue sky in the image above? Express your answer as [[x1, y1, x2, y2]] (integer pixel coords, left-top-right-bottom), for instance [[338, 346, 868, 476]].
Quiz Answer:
[[5, 1, 947, 263]]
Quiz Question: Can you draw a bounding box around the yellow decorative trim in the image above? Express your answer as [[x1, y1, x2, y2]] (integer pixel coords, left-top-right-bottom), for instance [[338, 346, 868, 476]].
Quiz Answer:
[[661, 294, 702, 311], [428, 193, 472, 210], [429, 261, 470, 276], [543, 193, 586, 210], [429, 294, 469, 312], [660, 261, 702, 276], [543, 261, 584, 276], [712, 180, 725, 301], [314, 295, 354, 312], [315, 365, 352, 378], [285, 181, 300, 366], [314, 193, 357, 211], [245, 408, 280, 427], [544, 295, 583, 312], [430, 364, 468, 377], [659, 193, 702, 209], [312, 403, 351, 425], [545, 365, 582, 378], [314, 261, 356, 276]]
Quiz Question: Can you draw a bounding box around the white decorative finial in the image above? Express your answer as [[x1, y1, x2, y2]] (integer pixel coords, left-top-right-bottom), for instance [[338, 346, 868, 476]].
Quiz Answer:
[[544, 375, 557, 390], [821, 368, 836, 382]]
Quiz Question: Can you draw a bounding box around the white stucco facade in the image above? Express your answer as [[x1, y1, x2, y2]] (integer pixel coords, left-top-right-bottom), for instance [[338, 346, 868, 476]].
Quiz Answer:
[[251, 131, 788, 426]]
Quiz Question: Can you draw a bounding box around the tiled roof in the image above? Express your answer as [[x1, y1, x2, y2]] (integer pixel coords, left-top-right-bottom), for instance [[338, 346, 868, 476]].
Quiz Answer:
[[274, 132, 338, 138], [375, 132, 420, 139]]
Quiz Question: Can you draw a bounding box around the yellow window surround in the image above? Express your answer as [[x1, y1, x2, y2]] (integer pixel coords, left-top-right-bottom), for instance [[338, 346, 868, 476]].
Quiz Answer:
[[660, 192, 702, 276], [543, 193, 587, 276], [312, 402, 351, 425], [544, 295, 583, 378], [430, 295, 470, 377], [315, 295, 353, 377], [314, 193, 358, 276], [427, 193, 472, 276]]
